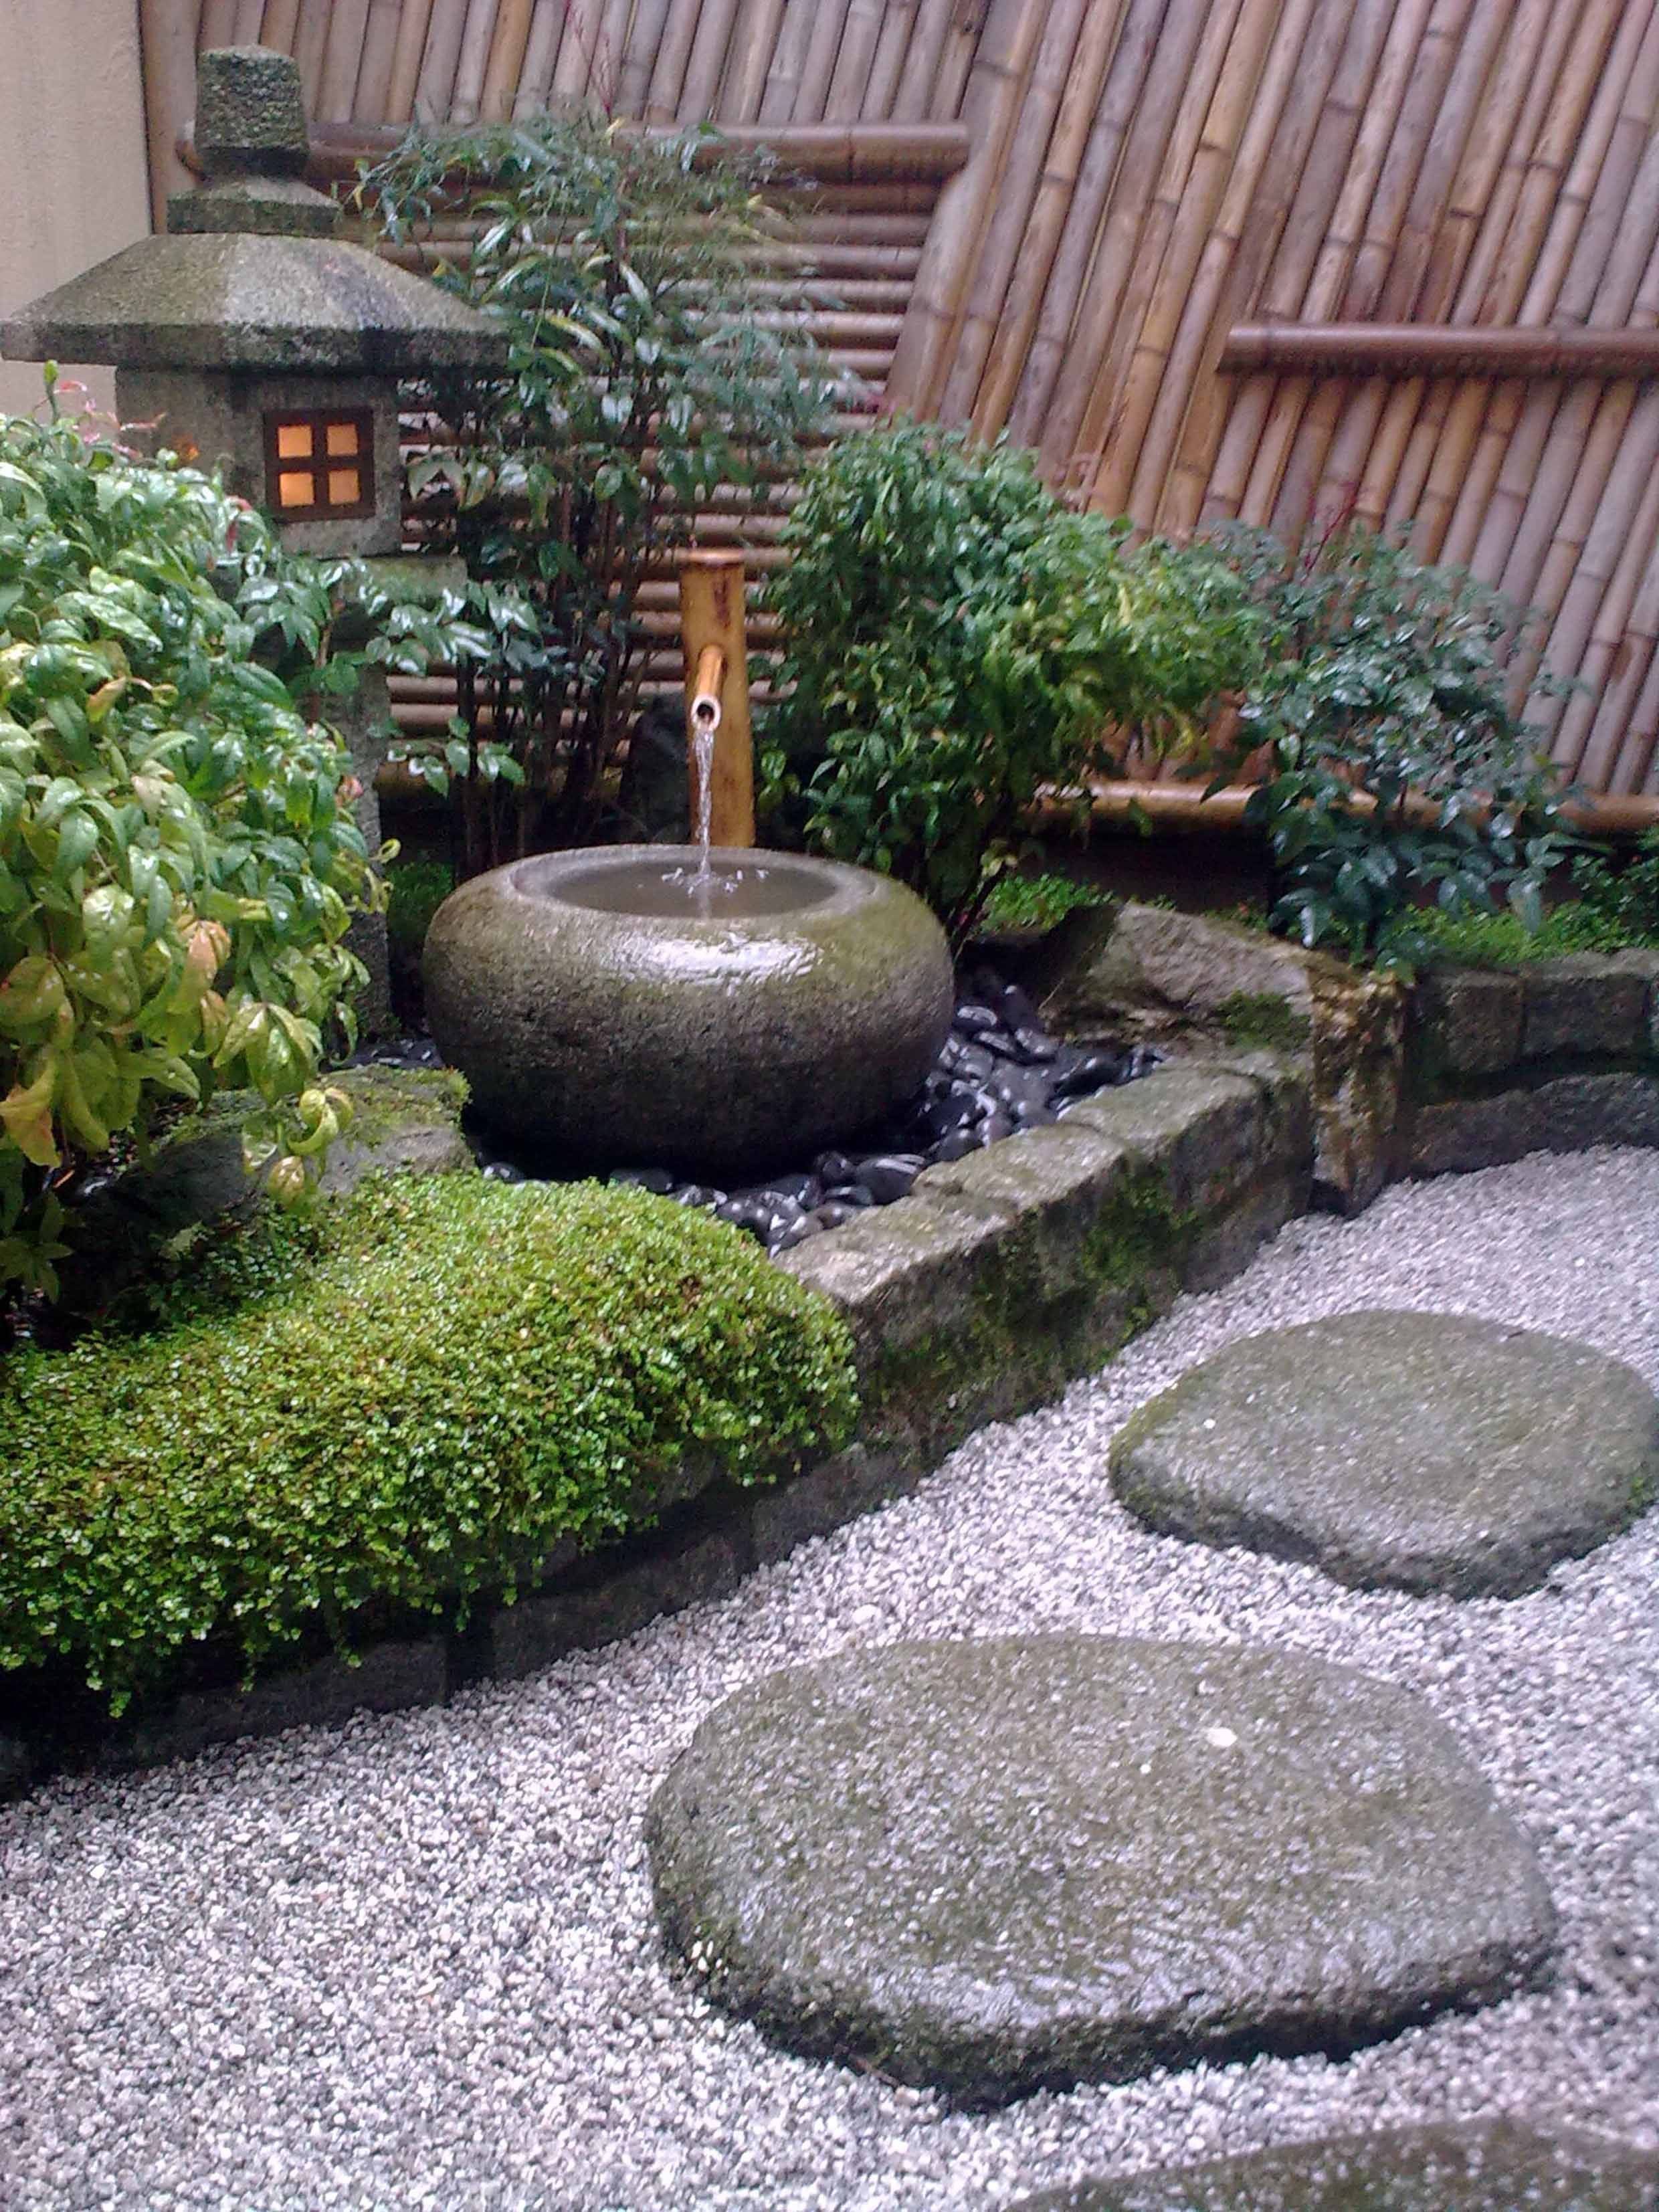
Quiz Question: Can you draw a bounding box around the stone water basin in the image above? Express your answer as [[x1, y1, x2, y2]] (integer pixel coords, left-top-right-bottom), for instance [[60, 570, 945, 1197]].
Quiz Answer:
[[423, 845, 955, 1179]]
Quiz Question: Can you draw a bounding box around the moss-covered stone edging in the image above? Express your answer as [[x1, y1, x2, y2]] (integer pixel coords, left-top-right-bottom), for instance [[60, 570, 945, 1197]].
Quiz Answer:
[[1044, 903, 1659, 1203], [0, 1055, 1311, 1801]]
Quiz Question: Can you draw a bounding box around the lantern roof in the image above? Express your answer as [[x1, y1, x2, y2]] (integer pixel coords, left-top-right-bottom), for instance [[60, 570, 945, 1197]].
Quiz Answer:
[[0, 46, 505, 378]]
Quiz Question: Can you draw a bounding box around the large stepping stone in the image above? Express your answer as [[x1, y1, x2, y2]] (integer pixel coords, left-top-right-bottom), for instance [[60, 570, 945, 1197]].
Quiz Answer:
[[1010, 2119, 1659, 2210], [1010, 2120, 1659, 2210], [646, 1637, 1554, 2105], [1110, 1310, 1658, 1599]]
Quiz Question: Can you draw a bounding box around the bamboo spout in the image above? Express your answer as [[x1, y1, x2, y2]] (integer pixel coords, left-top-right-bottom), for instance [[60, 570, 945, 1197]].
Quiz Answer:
[[678, 551, 755, 847]]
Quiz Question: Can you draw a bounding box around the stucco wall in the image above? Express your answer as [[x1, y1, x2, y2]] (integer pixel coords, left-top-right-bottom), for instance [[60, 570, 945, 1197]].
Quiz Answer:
[[0, 0, 150, 419]]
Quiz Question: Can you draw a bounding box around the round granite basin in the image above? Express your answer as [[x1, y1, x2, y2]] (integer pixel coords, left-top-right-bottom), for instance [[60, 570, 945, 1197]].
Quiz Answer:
[[423, 846, 955, 1178]]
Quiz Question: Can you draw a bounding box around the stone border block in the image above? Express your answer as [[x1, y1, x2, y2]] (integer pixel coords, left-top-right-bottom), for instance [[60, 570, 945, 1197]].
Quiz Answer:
[[1414, 965, 1524, 1076], [1522, 955, 1650, 1060]]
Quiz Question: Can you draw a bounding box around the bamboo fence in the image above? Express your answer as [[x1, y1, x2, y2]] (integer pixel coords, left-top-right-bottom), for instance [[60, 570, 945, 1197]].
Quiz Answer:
[[140, 0, 1659, 800]]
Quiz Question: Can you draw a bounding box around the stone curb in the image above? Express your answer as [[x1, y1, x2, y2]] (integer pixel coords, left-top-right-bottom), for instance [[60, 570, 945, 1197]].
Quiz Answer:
[[0, 1057, 1311, 1799]]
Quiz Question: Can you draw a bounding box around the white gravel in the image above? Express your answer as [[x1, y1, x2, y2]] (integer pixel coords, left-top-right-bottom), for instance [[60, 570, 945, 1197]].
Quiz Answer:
[[3, 1146, 1656, 2212]]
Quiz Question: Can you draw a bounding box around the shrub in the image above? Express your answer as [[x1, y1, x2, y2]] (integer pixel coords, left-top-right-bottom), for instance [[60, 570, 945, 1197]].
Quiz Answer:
[[977, 871, 1112, 937], [1571, 827, 1659, 948], [1205, 520, 1576, 963], [0, 408, 492, 1296], [0, 1173, 858, 1711], [359, 112, 838, 872], [764, 423, 1262, 945]]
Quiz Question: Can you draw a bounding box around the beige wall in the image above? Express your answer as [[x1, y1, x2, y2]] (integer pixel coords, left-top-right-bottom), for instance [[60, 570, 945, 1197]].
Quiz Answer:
[[0, 0, 151, 419]]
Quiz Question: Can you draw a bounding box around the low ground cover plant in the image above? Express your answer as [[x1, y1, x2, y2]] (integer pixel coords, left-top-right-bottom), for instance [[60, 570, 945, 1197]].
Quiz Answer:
[[361, 112, 836, 875], [763, 422, 1263, 945], [1204, 520, 1576, 963], [0, 407, 492, 1299], [0, 1173, 857, 1712], [1401, 831, 1659, 965]]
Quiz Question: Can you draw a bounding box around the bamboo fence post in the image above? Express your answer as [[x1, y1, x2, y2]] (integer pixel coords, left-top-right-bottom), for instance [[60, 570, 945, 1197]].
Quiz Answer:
[[937, 0, 1090, 425], [723, 0, 791, 120], [139, 0, 202, 227], [929, 11, 980, 116], [644, 0, 710, 117], [679, 0, 749, 116], [260, 0, 302, 52], [480, 0, 536, 117], [757, 0, 816, 122], [355, 0, 406, 120], [386, 0, 437, 120], [862, 0, 918, 120], [1003, 0, 1168, 449], [415, 0, 471, 114], [1574, 478, 1659, 785], [973, 0, 1128, 439], [884, 0, 1052, 422], [293, 0, 331, 107], [448, 0, 504, 122], [231, 0, 266, 40], [512, 0, 569, 114], [680, 553, 755, 847], [199, 1, 239, 47], [890, 0, 956, 122], [791, 0, 858, 124], [318, 0, 371, 120], [825, 0, 889, 122], [1070, 0, 1254, 498], [1106, 0, 1294, 522], [1029, 0, 1216, 478]]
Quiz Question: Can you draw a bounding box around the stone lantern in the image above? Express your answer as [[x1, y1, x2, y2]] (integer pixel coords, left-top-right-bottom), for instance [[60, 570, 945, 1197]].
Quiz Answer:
[[0, 44, 507, 1025]]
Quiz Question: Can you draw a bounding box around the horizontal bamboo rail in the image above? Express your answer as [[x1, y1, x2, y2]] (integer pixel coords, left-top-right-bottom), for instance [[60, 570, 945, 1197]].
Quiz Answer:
[[1222, 323, 1659, 376], [1028, 781, 1659, 836]]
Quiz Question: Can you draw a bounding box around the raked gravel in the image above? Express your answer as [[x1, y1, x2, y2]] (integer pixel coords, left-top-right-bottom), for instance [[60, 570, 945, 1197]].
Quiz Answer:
[[2, 1146, 1656, 2212]]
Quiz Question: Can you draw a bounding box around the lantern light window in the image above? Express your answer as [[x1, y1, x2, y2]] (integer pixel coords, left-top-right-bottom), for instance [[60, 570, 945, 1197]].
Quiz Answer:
[[262, 407, 373, 520]]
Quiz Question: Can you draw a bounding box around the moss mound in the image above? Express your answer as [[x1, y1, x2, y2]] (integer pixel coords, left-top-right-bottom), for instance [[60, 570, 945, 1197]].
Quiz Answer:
[[0, 1176, 858, 1710]]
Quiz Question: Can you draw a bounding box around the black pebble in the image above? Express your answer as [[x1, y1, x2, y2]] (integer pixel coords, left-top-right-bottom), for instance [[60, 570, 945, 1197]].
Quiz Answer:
[[856, 1153, 926, 1203], [611, 1167, 677, 1194]]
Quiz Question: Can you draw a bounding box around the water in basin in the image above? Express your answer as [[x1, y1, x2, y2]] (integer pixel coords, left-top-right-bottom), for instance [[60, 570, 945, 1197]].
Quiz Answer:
[[553, 856, 834, 920]]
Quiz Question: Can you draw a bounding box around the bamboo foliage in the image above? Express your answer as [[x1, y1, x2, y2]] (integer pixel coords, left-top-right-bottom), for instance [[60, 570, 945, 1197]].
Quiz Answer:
[[145, 0, 1659, 796]]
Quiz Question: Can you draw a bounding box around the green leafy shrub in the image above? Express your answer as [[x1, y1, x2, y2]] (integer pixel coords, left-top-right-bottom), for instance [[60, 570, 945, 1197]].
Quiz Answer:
[[360, 113, 837, 872], [0, 409, 495, 1296], [1571, 828, 1659, 948], [383, 853, 454, 956], [1206, 520, 1575, 963], [0, 1173, 858, 1710], [764, 423, 1262, 945], [977, 870, 1112, 936]]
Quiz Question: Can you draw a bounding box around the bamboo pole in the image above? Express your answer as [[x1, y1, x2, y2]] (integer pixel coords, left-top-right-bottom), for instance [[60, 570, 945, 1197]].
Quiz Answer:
[[790, 0, 858, 124], [231, 0, 266, 39], [139, 0, 202, 225], [929, 9, 979, 117], [825, 0, 888, 122], [294, 0, 331, 108], [1104, 0, 1294, 522], [1575, 484, 1659, 785], [973, 0, 1129, 438], [723, 0, 791, 120], [480, 0, 536, 118], [260, 0, 302, 52], [680, 553, 755, 847], [1070, 0, 1254, 496], [757, 0, 816, 122], [863, 0, 918, 121], [386, 0, 437, 120], [416, 0, 472, 116], [644, 0, 710, 117], [355, 0, 405, 121], [884, 0, 1052, 422], [938, 0, 1090, 425], [1028, 0, 1214, 476], [589, 0, 636, 108], [318, 0, 371, 120], [448, 0, 504, 122], [679, 0, 749, 116], [890, 0, 956, 123], [199, 0, 238, 46], [1004, 0, 1169, 449], [512, 0, 568, 114]]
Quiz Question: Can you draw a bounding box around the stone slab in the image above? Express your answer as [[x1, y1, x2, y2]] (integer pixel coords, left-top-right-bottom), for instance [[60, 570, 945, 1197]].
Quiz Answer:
[[1011, 2120, 1659, 2211], [1521, 956, 1650, 1061], [1110, 1310, 1658, 1599], [646, 1636, 1555, 2106], [1414, 966, 1525, 1077], [1403, 1071, 1659, 1176]]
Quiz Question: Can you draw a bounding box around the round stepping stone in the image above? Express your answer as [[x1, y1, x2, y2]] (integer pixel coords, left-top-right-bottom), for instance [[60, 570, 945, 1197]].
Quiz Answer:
[[646, 1636, 1554, 2105], [1010, 2119, 1659, 2211], [1110, 1310, 1658, 1599]]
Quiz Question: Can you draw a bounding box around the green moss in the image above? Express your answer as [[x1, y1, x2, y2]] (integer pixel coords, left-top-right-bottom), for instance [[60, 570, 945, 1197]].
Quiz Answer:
[[0, 1176, 857, 1710], [979, 872, 1113, 937], [1213, 991, 1313, 1053], [1403, 901, 1638, 967], [328, 1062, 469, 1140], [384, 855, 455, 956], [866, 1170, 1196, 1458]]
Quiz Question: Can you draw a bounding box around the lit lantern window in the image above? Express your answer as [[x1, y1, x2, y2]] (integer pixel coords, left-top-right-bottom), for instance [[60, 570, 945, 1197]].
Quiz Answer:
[[262, 408, 373, 520]]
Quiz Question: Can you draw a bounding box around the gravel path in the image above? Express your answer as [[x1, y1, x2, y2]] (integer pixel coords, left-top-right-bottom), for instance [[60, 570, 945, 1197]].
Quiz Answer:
[[3, 1146, 1656, 2212]]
